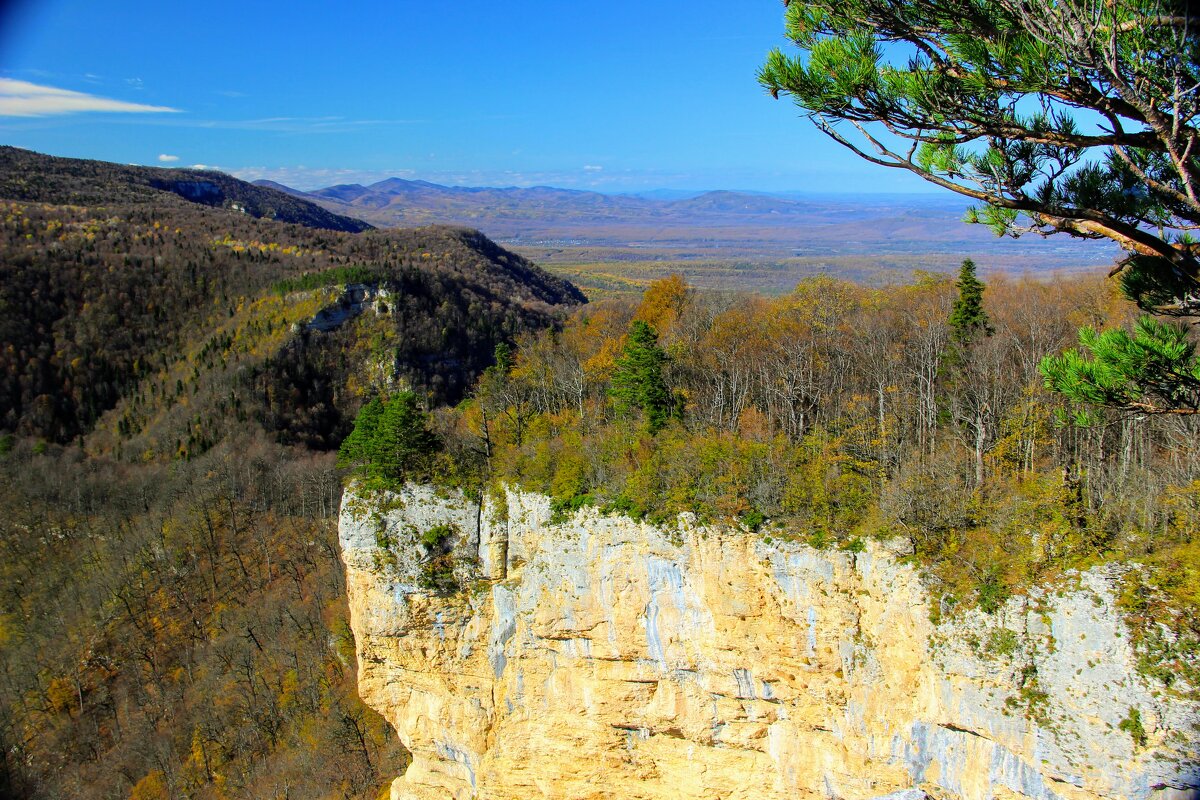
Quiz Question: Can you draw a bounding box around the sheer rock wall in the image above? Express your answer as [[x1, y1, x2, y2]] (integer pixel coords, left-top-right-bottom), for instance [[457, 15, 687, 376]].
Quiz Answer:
[[338, 484, 1200, 800]]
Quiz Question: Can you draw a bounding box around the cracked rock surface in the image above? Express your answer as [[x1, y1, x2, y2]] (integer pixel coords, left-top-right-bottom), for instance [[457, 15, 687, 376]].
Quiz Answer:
[[339, 484, 1200, 800]]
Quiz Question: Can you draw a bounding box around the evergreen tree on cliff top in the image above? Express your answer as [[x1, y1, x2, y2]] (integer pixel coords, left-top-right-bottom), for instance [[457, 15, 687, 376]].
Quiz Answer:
[[338, 392, 441, 484], [760, 0, 1200, 414]]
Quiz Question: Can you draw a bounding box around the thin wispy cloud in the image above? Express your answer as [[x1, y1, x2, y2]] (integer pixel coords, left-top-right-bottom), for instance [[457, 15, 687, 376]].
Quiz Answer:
[[583, 165, 603, 172], [0, 78, 179, 117]]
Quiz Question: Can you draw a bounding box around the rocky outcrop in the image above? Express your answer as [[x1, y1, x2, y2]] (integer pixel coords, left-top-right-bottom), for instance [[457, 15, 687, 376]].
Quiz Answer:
[[338, 484, 1200, 800], [304, 283, 392, 332]]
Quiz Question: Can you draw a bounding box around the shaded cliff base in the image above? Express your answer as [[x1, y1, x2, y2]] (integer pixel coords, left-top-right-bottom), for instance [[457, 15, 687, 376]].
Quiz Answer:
[[340, 484, 1200, 800]]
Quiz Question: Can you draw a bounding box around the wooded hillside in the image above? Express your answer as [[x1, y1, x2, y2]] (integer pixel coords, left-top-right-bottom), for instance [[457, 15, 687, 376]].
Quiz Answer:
[[0, 147, 373, 233], [0, 152, 585, 799], [0, 195, 582, 446]]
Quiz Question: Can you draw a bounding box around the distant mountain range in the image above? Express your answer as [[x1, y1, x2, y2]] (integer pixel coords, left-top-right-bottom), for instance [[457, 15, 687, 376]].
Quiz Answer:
[[252, 175, 1116, 267]]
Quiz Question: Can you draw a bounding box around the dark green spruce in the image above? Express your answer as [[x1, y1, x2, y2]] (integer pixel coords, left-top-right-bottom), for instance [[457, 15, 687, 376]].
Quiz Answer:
[[609, 321, 675, 434]]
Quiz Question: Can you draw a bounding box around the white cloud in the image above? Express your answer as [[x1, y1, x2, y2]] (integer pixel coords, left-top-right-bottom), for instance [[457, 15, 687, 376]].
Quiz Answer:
[[583, 165, 603, 171], [157, 153, 179, 163], [0, 78, 179, 117]]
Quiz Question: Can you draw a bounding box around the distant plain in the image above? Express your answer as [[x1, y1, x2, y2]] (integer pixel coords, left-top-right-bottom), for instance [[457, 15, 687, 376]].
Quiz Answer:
[[263, 177, 1118, 297]]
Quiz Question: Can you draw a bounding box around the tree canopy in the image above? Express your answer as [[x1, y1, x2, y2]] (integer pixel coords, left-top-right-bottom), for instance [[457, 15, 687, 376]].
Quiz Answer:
[[759, 0, 1199, 313]]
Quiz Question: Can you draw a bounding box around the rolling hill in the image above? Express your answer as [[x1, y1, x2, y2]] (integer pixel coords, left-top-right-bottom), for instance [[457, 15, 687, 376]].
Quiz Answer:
[[0, 146, 373, 233]]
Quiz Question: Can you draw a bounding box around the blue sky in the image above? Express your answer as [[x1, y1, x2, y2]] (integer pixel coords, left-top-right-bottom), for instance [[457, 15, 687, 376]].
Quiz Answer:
[[0, 0, 938, 193]]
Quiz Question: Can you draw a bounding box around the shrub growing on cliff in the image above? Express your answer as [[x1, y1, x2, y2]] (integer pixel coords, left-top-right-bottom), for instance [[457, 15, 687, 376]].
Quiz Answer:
[[1119, 707, 1148, 748], [418, 523, 458, 594]]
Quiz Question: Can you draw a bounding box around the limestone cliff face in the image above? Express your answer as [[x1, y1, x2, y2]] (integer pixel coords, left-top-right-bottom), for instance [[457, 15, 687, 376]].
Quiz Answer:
[[338, 485, 1200, 800]]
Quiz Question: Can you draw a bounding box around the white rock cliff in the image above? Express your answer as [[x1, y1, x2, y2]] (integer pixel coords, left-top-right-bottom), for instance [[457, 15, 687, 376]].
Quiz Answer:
[[338, 484, 1200, 800]]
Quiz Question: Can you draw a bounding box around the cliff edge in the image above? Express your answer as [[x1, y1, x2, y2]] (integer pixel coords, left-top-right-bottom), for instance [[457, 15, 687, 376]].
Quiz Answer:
[[339, 484, 1200, 800]]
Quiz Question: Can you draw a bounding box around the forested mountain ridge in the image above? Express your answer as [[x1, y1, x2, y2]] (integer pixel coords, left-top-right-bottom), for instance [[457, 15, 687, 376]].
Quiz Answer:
[[0, 165, 584, 447], [0, 147, 373, 233]]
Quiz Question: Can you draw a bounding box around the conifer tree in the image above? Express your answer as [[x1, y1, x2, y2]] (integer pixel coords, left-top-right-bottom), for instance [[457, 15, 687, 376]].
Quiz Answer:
[[609, 321, 675, 433], [337, 392, 441, 483], [337, 396, 384, 470], [374, 392, 441, 480], [492, 342, 514, 376], [943, 260, 998, 483], [948, 260, 994, 348]]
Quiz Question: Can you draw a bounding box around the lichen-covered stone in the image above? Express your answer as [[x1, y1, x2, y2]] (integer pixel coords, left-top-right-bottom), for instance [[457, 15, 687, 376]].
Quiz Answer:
[[338, 484, 1200, 800]]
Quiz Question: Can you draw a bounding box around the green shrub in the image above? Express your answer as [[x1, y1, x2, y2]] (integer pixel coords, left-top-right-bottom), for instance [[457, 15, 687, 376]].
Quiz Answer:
[[550, 493, 594, 525], [1119, 707, 1147, 748], [601, 494, 642, 520], [977, 568, 1010, 615], [740, 509, 766, 532], [841, 536, 866, 554], [421, 523, 456, 549], [985, 627, 1020, 658], [417, 524, 458, 594]]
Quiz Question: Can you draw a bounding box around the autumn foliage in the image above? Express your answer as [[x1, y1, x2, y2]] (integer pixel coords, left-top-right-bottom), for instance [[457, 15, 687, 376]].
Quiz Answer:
[[426, 274, 1199, 682]]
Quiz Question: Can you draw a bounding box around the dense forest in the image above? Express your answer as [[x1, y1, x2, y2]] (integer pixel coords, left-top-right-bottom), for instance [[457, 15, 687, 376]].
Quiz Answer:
[[344, 270, 1200, 694], [0, 196, 582, 447], [0, 435, 409, 799], [0, 152, 584, 799]]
